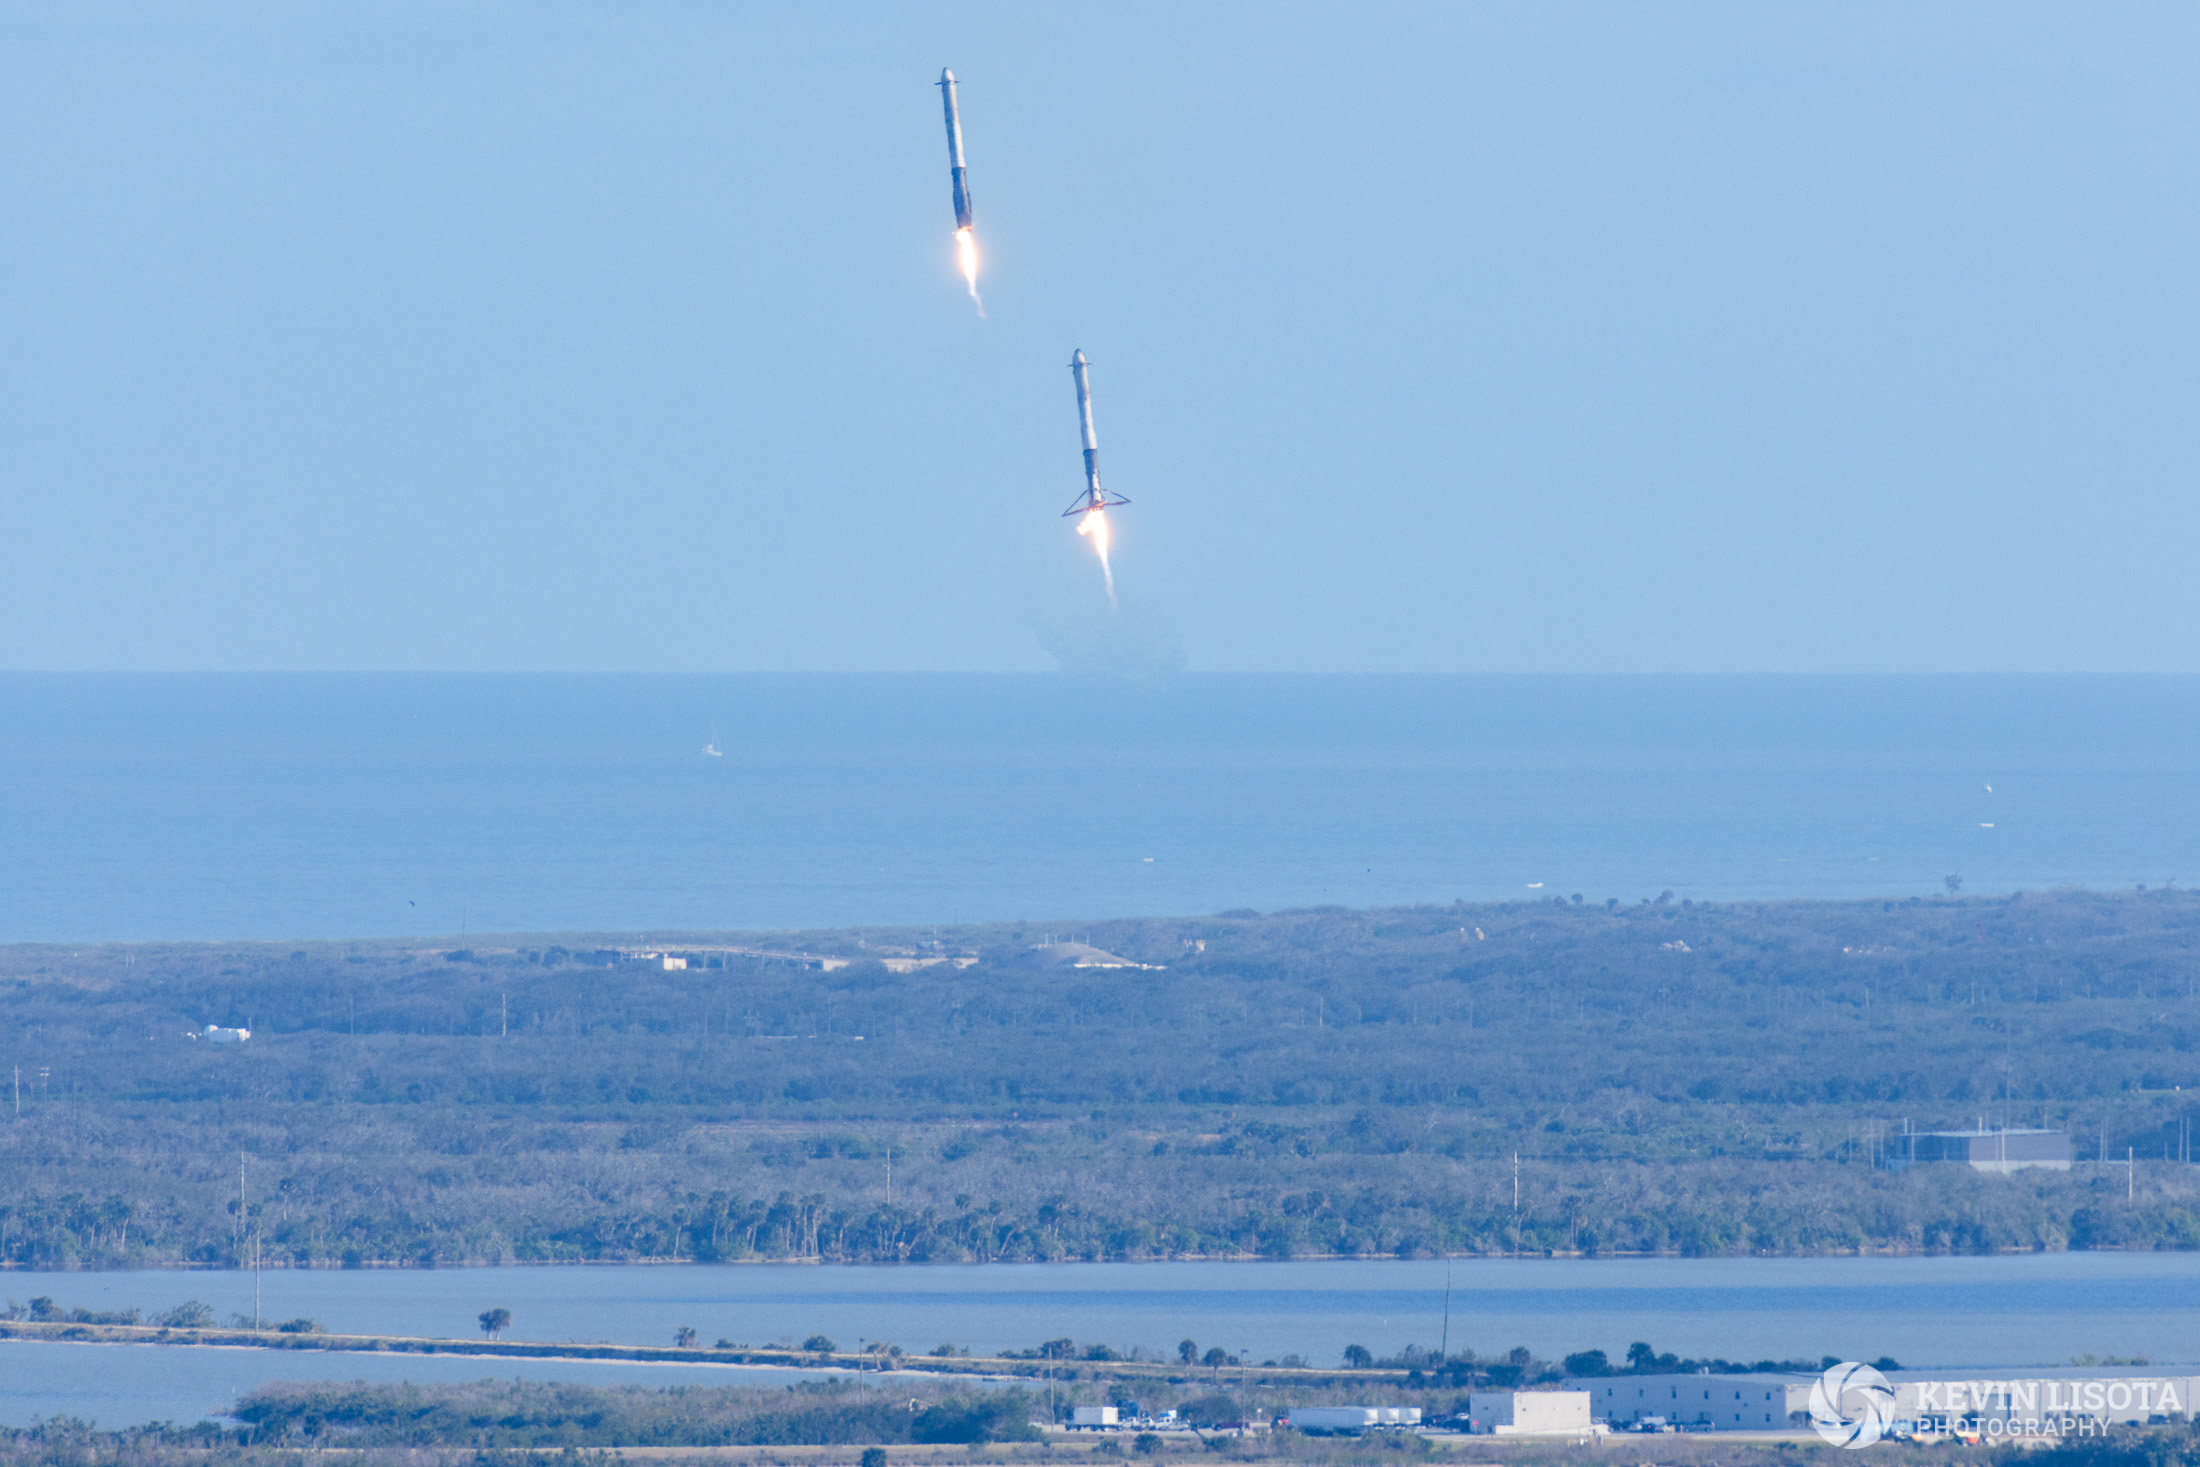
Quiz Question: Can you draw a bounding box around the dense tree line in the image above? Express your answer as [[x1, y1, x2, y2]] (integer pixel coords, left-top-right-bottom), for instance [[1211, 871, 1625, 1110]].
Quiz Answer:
[[6, 888, 2200, 1266], [230, 1378, 1040, 1448]]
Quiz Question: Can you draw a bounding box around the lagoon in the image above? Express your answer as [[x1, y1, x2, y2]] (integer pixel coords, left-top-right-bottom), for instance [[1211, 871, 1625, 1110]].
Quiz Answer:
[[3, 1253, 2196, 1426]]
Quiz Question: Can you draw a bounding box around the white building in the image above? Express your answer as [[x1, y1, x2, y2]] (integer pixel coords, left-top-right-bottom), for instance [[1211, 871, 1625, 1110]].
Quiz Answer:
[[1591, 1371, 2200, 1434], [1466, 1391, 1595, 1436], [1071, 1406, 1118, 1428], [202, 1024, 250, 1044], [1592, 1374, 1800, 1430], [1897, 1375, 2197, 1435]]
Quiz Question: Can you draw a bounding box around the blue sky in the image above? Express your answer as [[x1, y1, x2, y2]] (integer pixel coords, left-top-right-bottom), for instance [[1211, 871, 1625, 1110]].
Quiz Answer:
[[0, 2, 2193, 672]]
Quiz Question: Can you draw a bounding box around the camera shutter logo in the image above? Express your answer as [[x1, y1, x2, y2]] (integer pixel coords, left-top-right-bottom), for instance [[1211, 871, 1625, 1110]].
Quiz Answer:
[[1810, 1362, 1895, 1448]]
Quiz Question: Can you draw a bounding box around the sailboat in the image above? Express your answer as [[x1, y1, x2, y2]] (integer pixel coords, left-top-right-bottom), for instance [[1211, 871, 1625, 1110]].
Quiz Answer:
[[702, 722, 724, 759]]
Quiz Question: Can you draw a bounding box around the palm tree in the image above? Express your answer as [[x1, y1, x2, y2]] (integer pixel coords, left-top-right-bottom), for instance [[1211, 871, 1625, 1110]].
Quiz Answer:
[[479, 1307, 511, 1340]]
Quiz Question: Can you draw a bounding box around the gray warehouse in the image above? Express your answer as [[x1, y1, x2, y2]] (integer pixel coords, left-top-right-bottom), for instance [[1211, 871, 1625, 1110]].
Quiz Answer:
[[1592, 1375, 1796, 1430], [1887, 1127, 2070, 1173]]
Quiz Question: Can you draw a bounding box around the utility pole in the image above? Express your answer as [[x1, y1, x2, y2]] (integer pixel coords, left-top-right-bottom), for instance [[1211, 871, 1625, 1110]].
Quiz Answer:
[[885, 1147, 893, 1206], [11, 1066, 16, 1118], [2130, 1147, 2136, 1202], [501, 993, 508, 1038], [254, 1233, 262, 1329], [1440, 1263, 1452, 1360]]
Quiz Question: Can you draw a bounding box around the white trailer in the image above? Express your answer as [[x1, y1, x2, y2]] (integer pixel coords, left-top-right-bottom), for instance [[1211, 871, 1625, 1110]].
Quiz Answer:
[[1291, 1407, 1421, 1435]]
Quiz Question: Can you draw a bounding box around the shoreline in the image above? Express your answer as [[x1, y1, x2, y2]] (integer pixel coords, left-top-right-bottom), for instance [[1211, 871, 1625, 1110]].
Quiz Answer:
[[0, 1242, 2138, 1273], [0, 1319, 1412, 1385]]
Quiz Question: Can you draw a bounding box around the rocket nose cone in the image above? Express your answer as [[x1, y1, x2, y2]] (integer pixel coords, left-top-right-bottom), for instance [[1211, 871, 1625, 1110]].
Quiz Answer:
[[1072, 350, 1086, 366], [941, 68, 956, 84]]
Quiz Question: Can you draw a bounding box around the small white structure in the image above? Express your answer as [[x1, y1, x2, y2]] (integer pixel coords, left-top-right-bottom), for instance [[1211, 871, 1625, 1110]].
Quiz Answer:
[[203, 1024, 250, 1044], [1072, 1406, 1119, 1428], [661, 956, 687, 970], [1468, 1391, 1595, 1436], [1292, 1406, 1421, 1434]]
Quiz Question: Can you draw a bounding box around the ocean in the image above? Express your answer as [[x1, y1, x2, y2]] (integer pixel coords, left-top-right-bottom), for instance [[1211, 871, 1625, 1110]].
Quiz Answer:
[[0, 672, 2193, 942]]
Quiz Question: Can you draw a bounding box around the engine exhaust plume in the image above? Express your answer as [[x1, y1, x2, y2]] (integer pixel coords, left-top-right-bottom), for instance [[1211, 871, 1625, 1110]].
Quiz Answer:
[[954, 226, 983, 314], [1076, 507, 1116, 608]]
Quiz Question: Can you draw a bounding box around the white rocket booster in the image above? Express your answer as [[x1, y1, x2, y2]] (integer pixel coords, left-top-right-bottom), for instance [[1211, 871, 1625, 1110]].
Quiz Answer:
[[939, 70, 974, 231], [1063, 350, 1130, 517]]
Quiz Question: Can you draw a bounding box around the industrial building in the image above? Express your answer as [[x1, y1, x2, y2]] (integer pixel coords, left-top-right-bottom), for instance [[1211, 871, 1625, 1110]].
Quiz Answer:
[[1593, 1370, 2197, 1435], [1894, 1374, 2193, 1435], [1885, 1127, 2071, 1173], [1592, 1375, 1797, 1430], [1465, 1391, 1596, 1436]]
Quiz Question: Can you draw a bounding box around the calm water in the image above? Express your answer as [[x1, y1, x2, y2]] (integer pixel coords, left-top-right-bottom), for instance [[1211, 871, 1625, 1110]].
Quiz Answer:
[[0, 1345, 839, 1432], [0, 673, 2195, 941], [2, 1254, 2198, 1425]]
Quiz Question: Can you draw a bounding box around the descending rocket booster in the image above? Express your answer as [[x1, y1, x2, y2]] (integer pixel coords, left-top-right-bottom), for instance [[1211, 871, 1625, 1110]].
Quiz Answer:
[[938, 69, 981, 309], [939, 69, 974, 231], [1063, 350, 1131, 517]]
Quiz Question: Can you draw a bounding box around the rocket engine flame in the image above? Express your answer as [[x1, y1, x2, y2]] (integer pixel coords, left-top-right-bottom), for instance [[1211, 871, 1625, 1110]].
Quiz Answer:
[[954, 227, 983, 314], [1076, 507, 1116, 607]]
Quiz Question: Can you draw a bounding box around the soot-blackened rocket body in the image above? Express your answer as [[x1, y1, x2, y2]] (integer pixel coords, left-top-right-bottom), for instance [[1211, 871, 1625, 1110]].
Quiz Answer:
[[1064, 350, 1131, 517], [939, 69, 974, 231]]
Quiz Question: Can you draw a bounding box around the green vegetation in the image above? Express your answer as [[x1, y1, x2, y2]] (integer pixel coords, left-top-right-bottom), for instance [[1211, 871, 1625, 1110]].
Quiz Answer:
[[228, 1378, 1041, 1448], [2020, 1421, 2200, 1467], [7, 888, 2200, 1266]]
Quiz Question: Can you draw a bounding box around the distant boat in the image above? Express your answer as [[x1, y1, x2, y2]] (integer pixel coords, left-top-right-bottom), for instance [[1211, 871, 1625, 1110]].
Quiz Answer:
[[703, 722, 724, 758]]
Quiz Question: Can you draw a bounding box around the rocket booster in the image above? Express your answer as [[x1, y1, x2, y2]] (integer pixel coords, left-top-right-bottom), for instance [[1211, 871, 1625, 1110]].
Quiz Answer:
[[1074, 350, 1099, 491], [1064, 350, 1131, 517], [939, 69, 974, 231]]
